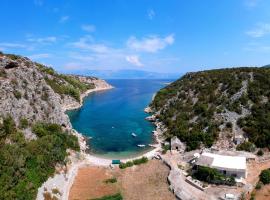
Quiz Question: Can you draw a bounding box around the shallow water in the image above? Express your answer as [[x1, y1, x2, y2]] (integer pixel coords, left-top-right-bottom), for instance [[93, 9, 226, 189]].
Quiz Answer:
[[67, 79, 172, 158]]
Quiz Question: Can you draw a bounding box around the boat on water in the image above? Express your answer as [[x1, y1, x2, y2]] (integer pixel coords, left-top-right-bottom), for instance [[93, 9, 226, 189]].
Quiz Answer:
[[137, 144, 146, 147], [131, 133, 137, 137]]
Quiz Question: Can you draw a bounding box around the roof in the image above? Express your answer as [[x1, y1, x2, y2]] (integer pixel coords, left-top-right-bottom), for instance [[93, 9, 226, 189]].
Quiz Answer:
[[171, 136, 183, 145], [197, 152, 246, 171], [112, 160, 121, 164], [195, 155, 213, 167]]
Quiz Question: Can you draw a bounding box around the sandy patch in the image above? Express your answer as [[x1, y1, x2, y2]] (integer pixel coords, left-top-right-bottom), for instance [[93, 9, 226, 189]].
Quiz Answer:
[[69, 166, 119, 200], [68, 160, 174, 200], [253, 184, 270, 200], [114, 160, 175, 200]]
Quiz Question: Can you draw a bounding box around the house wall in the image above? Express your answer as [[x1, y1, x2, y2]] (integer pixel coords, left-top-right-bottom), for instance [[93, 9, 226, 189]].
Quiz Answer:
[[216, 168, 246, 179]]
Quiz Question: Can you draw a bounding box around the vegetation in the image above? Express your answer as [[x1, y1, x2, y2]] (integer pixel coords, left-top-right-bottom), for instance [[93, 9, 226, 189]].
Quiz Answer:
[[19, 118, 29, 129], [257, 149, 264, 156], [162, 144, 170, 154], [104, 177, 117, 184], [151, 67, 270, 150], [91, 193, 123, 200], [5, 53, 21, 61], [260, 169, 270, 184], [193, 166, 236, 186], [0, 68, 7, 78], [13, 90, 22, 99], [0, 117, 79, 199], [236, 141, 256, 152], [119, 157, 148, 169]]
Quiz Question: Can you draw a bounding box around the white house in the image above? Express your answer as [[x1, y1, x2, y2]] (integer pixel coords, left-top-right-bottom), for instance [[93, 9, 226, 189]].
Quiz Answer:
[[195, 152, 247, 179]]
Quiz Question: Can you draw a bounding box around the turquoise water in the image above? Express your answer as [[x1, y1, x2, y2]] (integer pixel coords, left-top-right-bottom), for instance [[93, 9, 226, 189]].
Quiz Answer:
[[67, 79, 171, 158]]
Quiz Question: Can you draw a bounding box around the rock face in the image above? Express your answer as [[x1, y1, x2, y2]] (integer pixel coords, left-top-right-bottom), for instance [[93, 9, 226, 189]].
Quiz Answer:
[[0, 53, 112, 132]]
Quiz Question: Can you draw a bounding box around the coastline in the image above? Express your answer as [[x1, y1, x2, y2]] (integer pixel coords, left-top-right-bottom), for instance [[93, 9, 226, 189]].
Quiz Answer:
[[36, 80, 165, 200]]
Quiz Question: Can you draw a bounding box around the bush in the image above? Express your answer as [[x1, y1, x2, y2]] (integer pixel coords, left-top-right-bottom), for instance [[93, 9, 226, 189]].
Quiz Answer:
[[255, 181, 262, 190], [104, 177, 117, 184], [236, 141, 256, 152], [0, 118, 80, 199], [162, 144, 170, 154], [193, 166, 236, 186], [260, 169, 270, 184], [257, 149, 264, 156], [91, 193, 123, 200], [119, 157, 148, 169], [19, 118, 29, 129], [13, 90, 22, 99]]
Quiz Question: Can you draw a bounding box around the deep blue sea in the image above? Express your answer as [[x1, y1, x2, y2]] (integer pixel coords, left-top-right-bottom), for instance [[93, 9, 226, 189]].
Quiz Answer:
[[67, 79, 172, 158]]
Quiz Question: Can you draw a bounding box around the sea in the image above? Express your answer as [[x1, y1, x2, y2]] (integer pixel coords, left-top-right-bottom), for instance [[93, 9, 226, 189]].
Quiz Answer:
[[66, 79, 172, 159]]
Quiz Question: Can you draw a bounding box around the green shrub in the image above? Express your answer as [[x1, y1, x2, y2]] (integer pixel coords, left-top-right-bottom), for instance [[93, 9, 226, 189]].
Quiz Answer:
[[104, 177, 117, 184], [236, 141, 256, 152], [162, 144, 170, 154], [6, 53, 21, 60], [257, 149, 264, 156], [13, 90, 22, 99], [91, 193, 123, 200], [0, 68, 7, 78], [0, 118, 80, 199], [19, 118, 29, 129], [119, 157, 148, 169], [193, 166, 236, 186], [255, 181, 262, 190], [260, 169, 270, 184]]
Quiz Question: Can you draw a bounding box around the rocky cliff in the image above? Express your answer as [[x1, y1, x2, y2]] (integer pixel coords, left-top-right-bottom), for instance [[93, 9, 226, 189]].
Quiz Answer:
[[0, 53, 112, 139]]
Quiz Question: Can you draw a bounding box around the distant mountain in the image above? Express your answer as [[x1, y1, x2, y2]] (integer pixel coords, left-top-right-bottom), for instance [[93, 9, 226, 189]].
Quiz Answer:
[[262, 64, 270, 68], [62, 69, 180, 79]]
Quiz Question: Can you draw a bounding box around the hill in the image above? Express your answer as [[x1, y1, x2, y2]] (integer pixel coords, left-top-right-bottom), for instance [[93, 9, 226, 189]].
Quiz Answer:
[[0, 52, 112, 199], [150, 67, 270, 151]]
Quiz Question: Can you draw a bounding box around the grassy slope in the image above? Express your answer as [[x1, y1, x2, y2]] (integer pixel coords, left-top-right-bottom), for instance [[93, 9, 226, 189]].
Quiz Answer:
[[151, 67, 270, 150]]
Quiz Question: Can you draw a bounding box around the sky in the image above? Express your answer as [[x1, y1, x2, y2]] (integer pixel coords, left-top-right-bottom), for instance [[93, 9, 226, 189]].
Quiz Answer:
[[0, 0, 270, 74]]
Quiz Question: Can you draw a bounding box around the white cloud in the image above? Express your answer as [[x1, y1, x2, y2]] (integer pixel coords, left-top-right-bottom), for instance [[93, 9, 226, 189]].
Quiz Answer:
[[28, 53, 51, 59], [127, 34, 174, 53], [246, 23, 270, 38], [126, 55, 143, 67], [59, 16, 69, 23], [27, 36, 57, 44], [0, 42, 26, 48], [71, 36, 109, 53], [81, 24, 96, 32], [148, 9, 155, 20], [244, 42, 270, 52]]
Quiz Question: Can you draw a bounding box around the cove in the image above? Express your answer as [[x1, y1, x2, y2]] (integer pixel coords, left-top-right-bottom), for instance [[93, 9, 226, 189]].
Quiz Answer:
[[67, 79, 171, 158]]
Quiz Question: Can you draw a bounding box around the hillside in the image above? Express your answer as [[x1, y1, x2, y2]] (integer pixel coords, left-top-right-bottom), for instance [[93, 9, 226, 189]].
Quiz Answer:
[[150, 67, 270, 151], [0, 52, 112, 199]]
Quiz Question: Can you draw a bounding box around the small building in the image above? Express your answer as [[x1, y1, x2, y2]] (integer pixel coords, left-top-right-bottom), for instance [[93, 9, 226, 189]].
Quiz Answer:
[[112, 160, 121, 165], [195, 152, 247, 179], [234, 134, 245, 145], [171, 136, 185, 152]]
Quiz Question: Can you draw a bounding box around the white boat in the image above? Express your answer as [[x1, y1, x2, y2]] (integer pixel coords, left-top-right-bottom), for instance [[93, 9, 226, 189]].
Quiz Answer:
[[131, 133, 137, 137], [137, 144, 146, 147]]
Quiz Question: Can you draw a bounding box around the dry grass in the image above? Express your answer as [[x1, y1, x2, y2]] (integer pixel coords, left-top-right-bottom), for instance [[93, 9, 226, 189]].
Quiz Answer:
[[113, 159, 175, 200], [69, 167, 119, 200], [69, 160, 175, 200]]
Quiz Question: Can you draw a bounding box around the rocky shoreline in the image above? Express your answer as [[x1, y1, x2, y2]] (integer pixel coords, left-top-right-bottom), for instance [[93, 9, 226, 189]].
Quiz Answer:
[[36, 80, 114, 200]]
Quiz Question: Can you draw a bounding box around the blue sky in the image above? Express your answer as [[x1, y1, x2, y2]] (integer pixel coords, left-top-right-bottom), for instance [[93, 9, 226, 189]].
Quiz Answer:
[[1, 0, 270, 74]]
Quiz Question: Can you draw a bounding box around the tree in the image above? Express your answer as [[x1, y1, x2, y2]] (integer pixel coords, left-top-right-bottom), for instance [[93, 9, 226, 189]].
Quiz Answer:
[[260, 169, 270, 184]]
